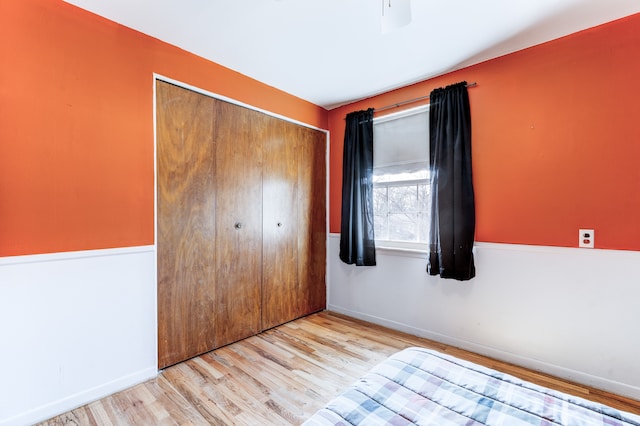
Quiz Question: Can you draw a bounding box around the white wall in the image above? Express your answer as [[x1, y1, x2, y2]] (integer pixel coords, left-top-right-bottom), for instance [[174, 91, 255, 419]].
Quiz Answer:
[[0, 247, 157, 426], [2, 235, 638, 424], [328, 234, 640, 400]]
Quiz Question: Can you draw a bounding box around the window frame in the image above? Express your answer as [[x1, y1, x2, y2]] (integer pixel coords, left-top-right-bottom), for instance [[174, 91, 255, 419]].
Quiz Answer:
[[372, 105, 430, 252]]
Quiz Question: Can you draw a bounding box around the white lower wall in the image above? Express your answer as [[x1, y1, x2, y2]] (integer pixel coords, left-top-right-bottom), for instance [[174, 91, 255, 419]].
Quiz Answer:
[[2, 236, 638, 424], [0, 247, 157, 426], [328, 234, 640, 400]]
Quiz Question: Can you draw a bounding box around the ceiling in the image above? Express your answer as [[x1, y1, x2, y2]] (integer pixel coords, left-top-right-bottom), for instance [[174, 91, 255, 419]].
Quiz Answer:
[[62, 0, 640, 110]]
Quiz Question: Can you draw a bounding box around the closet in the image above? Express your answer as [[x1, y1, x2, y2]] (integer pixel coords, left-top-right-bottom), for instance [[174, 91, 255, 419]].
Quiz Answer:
[[156, 80, 326, 369]]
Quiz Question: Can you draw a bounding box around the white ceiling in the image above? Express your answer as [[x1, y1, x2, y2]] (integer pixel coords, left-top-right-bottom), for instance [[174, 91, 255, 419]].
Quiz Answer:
[[63, 0, 640, 110]]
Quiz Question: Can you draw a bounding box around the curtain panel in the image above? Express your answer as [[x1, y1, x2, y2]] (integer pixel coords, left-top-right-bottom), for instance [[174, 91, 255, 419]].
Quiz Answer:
[[428, 82, 476, 280], [339, 108, 376, 266]]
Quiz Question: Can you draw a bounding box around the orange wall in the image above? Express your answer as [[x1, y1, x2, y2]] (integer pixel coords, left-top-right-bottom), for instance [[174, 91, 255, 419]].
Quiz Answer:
[[0, 0, 327, 257], [328, 14, 640, 251]]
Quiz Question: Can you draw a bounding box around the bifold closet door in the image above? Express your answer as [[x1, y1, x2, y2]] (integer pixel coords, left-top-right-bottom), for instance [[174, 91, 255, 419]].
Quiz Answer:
[[213, 101, 263, 345], [262, 121, 327, 329], [157, 81, 217, 369], [297, 126, 327, 316], [262, 119, 300, 330]]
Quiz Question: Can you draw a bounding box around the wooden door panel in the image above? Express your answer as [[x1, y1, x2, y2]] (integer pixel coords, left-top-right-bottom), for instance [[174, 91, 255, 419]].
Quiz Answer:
[[156, 81, 217, 369], [214, 101, 263, 345], [298, 127, 327, 315], [261, 118, 300, 330]]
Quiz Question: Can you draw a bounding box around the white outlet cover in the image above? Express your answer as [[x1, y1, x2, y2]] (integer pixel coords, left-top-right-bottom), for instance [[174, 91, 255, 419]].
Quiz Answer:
[[579, 229, 594, 248]]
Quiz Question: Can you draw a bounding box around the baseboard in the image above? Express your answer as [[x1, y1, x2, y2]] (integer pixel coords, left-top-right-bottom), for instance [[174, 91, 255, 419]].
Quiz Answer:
[[0, 368, 157, 426], [327, 304, 640, 402]]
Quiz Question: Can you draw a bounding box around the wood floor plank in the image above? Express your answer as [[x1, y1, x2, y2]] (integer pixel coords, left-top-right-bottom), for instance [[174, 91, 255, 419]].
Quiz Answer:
[[37, 311, 640, 425], [149, 376, 211, 424], [86, 398, 116, 425], [39, 405, 98, 426], [162, 362, 241, 424]]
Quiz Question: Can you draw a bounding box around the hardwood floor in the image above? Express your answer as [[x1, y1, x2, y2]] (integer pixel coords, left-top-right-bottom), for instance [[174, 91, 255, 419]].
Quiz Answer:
[[38, 311, 640, 425]]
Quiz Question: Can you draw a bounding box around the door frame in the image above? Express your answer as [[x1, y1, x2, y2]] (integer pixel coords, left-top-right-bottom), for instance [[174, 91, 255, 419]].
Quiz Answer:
[[152, 74, 330, 369]]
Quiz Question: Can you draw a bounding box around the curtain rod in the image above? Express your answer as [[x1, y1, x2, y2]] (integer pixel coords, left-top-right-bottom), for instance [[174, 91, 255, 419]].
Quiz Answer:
[[374, 82, 477, 113]]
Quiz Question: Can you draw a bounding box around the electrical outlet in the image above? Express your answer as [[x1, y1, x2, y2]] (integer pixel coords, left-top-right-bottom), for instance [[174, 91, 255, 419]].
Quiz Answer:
[[579, 229, 594, 248]]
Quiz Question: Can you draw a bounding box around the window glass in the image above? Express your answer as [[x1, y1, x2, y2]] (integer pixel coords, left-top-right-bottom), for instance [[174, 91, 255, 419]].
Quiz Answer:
[[373, 186, 389, 240]]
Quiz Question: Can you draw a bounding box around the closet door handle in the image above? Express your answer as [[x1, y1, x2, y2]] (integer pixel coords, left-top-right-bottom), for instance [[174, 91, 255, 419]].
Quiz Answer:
[[277, 222, 283, 228], [234, 222, 243, 230]]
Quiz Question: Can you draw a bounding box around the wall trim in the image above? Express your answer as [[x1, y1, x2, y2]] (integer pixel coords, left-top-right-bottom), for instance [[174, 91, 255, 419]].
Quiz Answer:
[[328, 233, 640, 256], [0, 245, 155, 266]]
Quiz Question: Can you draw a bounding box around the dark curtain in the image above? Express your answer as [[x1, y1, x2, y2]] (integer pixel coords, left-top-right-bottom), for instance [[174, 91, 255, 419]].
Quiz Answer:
[[428, 82, 475, 280], [339, 108, 376, 266]]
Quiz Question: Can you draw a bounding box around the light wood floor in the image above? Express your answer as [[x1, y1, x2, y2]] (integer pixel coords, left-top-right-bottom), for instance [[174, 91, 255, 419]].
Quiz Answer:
[[38, 311, 640, 425]]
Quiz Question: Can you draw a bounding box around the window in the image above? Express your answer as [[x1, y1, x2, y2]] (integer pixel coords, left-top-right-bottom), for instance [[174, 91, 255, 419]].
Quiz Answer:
[[373, 106, 429, 250]]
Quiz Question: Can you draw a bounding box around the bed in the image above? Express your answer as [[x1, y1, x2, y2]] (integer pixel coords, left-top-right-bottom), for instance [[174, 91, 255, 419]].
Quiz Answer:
[[303, 347, 640, 426]]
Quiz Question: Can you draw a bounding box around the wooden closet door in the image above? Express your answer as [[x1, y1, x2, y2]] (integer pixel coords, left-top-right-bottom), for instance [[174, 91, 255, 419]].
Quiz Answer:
[[297, 127, 327, 315], [213, 101, 263, 345], [156, 81, 217, 369], [261, 118, 300, 330]]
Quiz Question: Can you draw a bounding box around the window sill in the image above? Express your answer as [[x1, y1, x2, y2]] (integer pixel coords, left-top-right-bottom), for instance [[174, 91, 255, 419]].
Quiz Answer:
[[375, 244, 428, 259], [328, 234, 428, 259]]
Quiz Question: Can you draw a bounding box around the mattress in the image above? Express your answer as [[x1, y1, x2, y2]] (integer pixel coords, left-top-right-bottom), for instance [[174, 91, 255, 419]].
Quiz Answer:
[[303, 347, 640, 426]]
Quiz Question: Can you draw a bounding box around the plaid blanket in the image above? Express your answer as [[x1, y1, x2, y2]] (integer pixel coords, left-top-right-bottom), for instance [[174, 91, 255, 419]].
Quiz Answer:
[[303, 347, 640, 426]]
